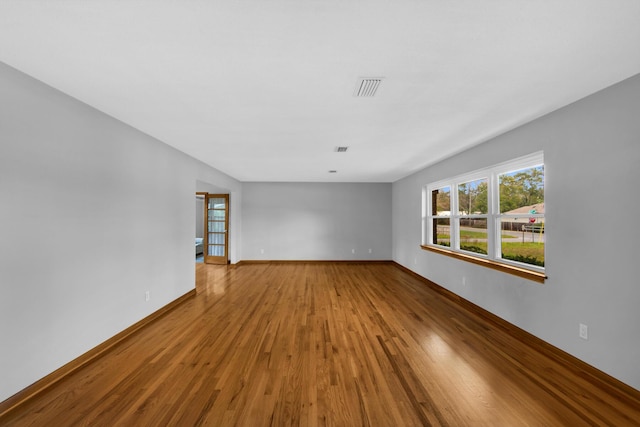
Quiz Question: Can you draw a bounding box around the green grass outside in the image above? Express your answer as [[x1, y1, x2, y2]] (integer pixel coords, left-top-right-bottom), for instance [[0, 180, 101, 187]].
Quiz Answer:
[[502, 242, 544, 266], [460, 230, 487, 239], [437, 230, 512, 239], [460, 242, 488, 255], [435, 240, 545, 267]]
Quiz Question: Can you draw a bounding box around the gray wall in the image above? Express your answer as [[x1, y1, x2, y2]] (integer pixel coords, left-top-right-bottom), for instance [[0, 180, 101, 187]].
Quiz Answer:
[[0, 62, 241, 402], [242, 182, 392, 260], [392, 73, 640, 390], [196, 197, 205, 239]]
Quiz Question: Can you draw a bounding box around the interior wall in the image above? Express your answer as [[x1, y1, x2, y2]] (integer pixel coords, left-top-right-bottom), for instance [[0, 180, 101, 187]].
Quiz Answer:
[[242, 182, 392, 260], [195, 197, 204, 239], [0, 62, 241, 402], [392, 73, 640, 390]]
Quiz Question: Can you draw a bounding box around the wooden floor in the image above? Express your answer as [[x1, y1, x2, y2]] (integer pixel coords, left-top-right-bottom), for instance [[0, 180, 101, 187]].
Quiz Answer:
[[3, 263, 640, 426]]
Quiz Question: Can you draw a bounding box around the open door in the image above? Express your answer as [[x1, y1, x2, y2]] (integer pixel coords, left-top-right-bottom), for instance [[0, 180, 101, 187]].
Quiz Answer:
[[204, 194, 229, 264]]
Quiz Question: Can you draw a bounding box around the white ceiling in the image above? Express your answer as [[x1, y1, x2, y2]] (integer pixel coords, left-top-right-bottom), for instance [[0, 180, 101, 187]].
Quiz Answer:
[[1, 1, 639, 182]]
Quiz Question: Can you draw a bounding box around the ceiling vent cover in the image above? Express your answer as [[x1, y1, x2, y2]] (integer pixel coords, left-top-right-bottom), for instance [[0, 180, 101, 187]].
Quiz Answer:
[[335, 146, 349, 152], [354, 77, 383, 97]]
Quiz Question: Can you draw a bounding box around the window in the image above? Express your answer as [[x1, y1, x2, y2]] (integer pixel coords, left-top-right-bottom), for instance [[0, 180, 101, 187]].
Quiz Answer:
[[423, 152, 545, 281]]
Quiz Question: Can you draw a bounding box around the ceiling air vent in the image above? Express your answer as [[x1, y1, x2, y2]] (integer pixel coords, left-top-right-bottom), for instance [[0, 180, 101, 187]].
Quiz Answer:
[[354, 77, 383, 97], [335, 146, 349, 152]]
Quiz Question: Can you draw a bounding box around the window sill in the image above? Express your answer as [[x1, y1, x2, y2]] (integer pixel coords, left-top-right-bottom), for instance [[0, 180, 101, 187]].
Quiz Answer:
[[420, 245, 546, 284]]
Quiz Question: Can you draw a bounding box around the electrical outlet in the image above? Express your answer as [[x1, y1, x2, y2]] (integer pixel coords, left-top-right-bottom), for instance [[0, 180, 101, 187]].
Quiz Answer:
[[368, 248, 372, 254], [145, 291, 150, 302], [352, 249, 355, 254], [579, 323, 588, 340], [260, 249, 264, 254]]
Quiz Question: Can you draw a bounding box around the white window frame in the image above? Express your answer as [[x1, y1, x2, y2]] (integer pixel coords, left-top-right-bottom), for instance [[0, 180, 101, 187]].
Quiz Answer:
[[423, 151, 545, 275]]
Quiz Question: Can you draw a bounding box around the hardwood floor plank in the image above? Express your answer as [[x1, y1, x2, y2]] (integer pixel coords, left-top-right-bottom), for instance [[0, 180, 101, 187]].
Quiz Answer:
[[2, 262, 639, 426]]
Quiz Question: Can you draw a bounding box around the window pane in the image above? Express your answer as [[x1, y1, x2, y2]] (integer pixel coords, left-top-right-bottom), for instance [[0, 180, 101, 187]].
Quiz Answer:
[[208, 209, 225, 220], [499, 166, 544, 213], [208, 221, 225, 232], [432, 186, 451, 216], [458, 179, 488, 215], [209, 233, 225, 244], [208, 198, 226, 209], [208, 245, 225, 256], [500, 218, 545, 267], [459, 218, 488, 255], [432, 218, 450, 247]]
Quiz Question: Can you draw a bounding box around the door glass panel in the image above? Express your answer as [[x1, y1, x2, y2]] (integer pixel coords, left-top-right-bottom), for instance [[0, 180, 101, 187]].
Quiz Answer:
[[208, 209, 225, 220], [208, 233, 225, 244], [208, 245, 225, 256], [208, 221, 225, 232], [208, 198, 226, 209]]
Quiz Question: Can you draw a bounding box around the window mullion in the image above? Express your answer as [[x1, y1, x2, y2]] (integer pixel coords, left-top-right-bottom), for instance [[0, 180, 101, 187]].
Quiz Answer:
[[490, 170, 499, 260]]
